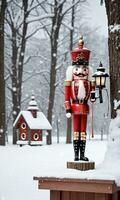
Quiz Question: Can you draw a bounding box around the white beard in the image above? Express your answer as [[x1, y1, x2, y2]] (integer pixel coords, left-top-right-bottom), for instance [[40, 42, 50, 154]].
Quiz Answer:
[[77, 80, 86, 100]]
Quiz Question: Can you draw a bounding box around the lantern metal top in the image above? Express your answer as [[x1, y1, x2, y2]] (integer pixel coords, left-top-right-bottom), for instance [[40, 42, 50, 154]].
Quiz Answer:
[[93, 62, 109, 78], [97, 62, 105, 72]]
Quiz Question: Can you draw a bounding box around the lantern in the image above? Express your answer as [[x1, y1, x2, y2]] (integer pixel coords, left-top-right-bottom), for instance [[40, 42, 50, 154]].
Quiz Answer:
[[93, 62, 109, 103]]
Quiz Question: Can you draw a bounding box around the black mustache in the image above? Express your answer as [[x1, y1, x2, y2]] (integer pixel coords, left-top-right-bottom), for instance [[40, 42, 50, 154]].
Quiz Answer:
[[74, 73, 86, 77]]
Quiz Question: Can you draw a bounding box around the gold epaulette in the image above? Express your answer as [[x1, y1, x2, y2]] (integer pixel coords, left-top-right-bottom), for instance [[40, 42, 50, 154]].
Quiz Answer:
[[64, 80, 71, 86]]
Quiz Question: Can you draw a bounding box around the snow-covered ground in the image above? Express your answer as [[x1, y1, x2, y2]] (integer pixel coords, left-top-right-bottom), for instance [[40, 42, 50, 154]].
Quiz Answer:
[[0, 136, 107, 200]]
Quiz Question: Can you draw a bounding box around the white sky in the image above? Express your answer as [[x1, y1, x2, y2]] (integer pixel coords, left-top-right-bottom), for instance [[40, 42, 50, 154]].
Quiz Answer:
[[88, 0, 108, 37]]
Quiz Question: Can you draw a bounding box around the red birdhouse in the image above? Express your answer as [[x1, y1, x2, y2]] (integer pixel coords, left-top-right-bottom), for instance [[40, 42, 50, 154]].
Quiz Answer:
[[13, 95, 52, 146]]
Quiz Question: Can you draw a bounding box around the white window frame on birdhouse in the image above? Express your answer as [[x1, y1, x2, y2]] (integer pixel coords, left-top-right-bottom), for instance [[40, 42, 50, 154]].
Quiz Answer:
[[21, 122, 26, 129], [21, 132, 26, 140], [33, 133, 39, 141]]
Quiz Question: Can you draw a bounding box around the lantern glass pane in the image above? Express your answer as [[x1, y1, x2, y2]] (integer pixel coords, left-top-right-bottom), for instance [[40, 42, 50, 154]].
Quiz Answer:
[[101, 76, 105, 87], [96, 77, 101, 87]]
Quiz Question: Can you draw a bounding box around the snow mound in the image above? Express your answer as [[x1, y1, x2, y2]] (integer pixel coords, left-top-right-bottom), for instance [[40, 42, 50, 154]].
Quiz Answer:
[[100, 109, 120, 185]]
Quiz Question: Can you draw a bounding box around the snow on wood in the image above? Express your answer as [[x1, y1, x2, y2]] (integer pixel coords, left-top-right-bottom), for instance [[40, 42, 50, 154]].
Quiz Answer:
[[114, 99, 120, 110], [109, 24, 120, 33], [30, 141, 43, 145], [17, 140, 29, 145]]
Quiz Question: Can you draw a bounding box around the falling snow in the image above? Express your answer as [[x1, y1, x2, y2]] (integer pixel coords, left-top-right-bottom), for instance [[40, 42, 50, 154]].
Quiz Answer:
[[0, 129, 3, 133], [12, 87, 17, 92]]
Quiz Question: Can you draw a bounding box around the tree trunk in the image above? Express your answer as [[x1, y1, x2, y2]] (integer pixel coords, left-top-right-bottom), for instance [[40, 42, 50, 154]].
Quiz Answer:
[[0, 0, 7, 145], [47, 0, 63, 144], [104, 0, 120, 118], [11, 26, 20, 144], [66, 0, 75, 144], [12, 0, 28, 144]]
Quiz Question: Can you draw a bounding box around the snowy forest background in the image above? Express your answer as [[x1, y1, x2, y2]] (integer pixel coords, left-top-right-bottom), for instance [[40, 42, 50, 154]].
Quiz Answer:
[[0, 0, 120, 145]]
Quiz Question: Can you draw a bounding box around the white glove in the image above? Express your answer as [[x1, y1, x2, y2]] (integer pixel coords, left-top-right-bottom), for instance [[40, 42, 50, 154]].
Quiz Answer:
[[66, 112, 71, 118], [91, 98, 96, 102]]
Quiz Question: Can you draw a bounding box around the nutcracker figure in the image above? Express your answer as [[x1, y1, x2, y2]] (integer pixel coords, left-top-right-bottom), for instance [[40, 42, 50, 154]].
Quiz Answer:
[[64, 37, 96, 161]]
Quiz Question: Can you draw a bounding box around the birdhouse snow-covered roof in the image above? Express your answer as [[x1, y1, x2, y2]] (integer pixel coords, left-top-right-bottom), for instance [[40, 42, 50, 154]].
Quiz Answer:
[[13, 111, 52, 130]]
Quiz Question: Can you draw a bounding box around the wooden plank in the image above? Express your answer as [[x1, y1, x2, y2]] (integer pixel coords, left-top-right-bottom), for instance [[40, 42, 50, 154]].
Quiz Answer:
[[71, 192, 85, 200], [50, 190, 60, 200], [61, 191, 70, 200], [85, 192, 95, 200], [33, 177, 118, 194], [95, 193, 106, 200], [95, 193, 111, 200], [33, 177, 116, 186], [67, 161, 95, 171]]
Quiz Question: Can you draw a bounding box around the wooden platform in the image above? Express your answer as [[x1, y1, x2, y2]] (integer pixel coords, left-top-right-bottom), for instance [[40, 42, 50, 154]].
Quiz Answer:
[[33, 177, 120, 200], [67, 161, 95, 171]]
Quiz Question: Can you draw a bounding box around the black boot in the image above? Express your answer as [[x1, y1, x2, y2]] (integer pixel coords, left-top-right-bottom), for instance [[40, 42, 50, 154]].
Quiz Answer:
[[73, 140, 79, 161], [80, 140, 89, 161]]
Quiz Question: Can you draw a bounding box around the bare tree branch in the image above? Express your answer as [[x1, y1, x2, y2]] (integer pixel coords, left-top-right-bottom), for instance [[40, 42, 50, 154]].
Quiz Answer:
[[27, 14, 54, 24], [24, 54, 50, 65], [6, 8, 14, 26], [26, 23, 50, 40], [28, 0, 46, 13], [38, 20, 51, 37], [6, 83, 13, 92], [12, 0, 23, 9], [62, 0, 85, 18]]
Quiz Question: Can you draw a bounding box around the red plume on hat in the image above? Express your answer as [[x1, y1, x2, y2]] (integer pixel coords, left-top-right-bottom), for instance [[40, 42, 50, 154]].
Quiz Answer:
[[71, 36, 90, 65]]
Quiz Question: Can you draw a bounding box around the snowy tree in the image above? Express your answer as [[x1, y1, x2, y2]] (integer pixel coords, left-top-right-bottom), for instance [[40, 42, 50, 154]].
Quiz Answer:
[[5, 0, 52, 144], [104, 0, 120, 118], [0, 0, 7, 145]]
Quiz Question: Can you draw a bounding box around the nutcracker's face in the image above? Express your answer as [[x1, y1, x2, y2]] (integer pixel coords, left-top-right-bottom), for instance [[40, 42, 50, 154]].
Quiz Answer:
[[73, 65, 89, 79]]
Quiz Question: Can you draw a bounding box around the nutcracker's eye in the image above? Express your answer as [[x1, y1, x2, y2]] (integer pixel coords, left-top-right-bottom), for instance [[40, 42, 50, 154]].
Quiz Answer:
[[73, 66, 80, 74]]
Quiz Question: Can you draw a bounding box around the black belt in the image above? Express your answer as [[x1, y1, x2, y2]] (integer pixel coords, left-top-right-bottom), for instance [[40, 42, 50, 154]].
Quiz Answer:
[[72, 99, 88, 104]]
